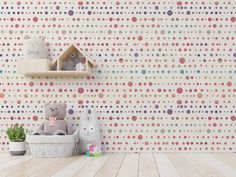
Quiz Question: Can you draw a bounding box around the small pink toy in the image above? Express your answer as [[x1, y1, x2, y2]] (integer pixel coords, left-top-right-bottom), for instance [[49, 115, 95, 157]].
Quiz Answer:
[[86, 143, 102, 157]]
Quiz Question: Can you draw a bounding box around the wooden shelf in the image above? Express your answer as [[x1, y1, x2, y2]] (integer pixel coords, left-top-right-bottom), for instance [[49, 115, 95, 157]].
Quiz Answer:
[[23, 71, 90, 76]]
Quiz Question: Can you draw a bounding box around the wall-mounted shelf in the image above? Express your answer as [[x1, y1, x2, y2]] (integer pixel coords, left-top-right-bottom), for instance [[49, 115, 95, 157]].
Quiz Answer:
[[22, 71, 90, 76], [17, 44, 96, 77]]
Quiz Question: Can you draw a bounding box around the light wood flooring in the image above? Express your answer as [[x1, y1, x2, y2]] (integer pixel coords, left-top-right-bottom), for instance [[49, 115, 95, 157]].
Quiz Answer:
[[0, 153, 235, 177]]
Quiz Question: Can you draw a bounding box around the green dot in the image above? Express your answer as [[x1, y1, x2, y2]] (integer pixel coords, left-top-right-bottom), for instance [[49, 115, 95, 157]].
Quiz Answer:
[[180, 70, 184, 74], [141, 70, 146, 74], [197, 70, 200, 73]]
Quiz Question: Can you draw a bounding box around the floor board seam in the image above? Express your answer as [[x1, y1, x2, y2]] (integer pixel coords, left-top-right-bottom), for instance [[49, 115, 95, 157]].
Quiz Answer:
[[115, 153, 126, 177], [152, 153, 161, 177]]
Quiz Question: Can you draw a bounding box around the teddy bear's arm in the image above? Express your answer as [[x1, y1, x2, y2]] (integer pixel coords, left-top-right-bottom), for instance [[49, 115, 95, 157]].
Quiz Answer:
[[38, 122, 45, 130], [66, 122, 75, 135]]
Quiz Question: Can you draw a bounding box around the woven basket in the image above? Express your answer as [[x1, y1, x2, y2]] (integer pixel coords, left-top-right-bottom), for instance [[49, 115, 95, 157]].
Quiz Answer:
[[26, 134, 79, 158]]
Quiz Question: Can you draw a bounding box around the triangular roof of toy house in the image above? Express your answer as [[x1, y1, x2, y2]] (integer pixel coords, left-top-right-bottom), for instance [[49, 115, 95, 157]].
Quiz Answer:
[[52, 44, 95, 67]]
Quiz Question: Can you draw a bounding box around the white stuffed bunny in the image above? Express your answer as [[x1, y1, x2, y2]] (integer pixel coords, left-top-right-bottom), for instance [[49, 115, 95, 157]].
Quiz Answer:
[[79, 108, 101, 154], [24, 36, 48, 59]]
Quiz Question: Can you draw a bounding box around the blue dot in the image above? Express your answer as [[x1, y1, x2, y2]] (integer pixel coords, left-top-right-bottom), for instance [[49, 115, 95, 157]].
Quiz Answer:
[[141, 70, 146, 74]]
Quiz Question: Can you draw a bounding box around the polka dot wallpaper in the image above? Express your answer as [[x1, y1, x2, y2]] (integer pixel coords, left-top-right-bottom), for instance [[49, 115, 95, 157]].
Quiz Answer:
[[0, 0, 236, 152]]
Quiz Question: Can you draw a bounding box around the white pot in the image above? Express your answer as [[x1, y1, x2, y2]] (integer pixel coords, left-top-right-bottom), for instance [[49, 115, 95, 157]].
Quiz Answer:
[[9, 141, 26, 156]]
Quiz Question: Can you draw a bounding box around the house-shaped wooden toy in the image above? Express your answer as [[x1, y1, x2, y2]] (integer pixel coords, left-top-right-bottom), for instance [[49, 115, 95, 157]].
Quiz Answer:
[[18, 44, 96, 76], [50, 44, 96, 75]]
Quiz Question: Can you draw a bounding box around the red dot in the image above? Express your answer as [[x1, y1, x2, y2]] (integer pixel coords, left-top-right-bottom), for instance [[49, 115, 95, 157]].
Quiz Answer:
[[231, 17, 236, 22], [231, 116, 236, 121], [177, 88, 183, 94], [78, 87, 84, 94], [33, 17, 38, 22], [179, 57, 185, 64], [132, 17, 137, 22]]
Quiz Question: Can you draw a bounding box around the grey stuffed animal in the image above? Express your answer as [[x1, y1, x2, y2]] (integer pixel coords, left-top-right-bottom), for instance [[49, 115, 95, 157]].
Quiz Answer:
[[62, 51, 81, 71], [34, 103, 74, 135]]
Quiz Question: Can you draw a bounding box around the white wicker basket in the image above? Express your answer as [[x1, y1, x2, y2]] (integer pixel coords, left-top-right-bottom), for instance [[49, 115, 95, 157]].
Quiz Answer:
[[26, 134, 79, 158]]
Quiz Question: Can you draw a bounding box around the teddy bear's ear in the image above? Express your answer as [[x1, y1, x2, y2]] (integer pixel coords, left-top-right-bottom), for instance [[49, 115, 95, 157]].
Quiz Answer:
[[62, 103, 67, 108], [40, 36, 46, 40], [24, 35, 30, 39], [45, 103, 50, 108]]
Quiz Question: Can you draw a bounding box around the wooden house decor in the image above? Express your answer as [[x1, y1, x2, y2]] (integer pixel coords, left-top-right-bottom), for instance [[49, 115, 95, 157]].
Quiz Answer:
[[18, 44, 96, 76]]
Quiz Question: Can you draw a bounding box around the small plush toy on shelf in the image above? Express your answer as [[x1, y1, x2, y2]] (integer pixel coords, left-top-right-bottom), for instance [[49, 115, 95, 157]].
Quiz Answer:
[[86, 143, 102, 157]]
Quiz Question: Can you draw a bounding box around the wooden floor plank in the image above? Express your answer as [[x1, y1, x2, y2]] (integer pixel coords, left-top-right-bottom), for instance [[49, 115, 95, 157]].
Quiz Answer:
[[195, 153, 236, 177], [153, 153, 181, 177], [0, 158, 43, 177], [168, 153, 202, 177], [30, 156, 79, 177], [0, 156, 32, 170], [116, 153, 139, 177], [182, 153, 225, 177], [211, 153, 236, 169], [7, 158, 58, 177], [95, 153, 125, 177], [138, 153, 160, 177], [51, 156, 92, 177], [73, 154, 111, 177]]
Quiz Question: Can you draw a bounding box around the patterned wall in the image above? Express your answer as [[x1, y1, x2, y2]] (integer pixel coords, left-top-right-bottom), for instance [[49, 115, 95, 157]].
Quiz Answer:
[[0, 0, 235, 152]]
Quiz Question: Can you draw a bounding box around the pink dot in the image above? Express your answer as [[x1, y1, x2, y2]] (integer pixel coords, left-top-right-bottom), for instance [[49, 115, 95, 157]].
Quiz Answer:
[[33, 116, 38, 121], [227, 81, 232, 87], [78, 1, 83, 5], [132, 116, 137, 121], [29, 82, 34, 87], [78, 87, 84, 94], [116, 1, 120, 5], [177, 88, 183, 94], [138, 36, 143, 41], [177, 100, 182, 104], [98, 93, 103, 98], [177, 1, 182, 5], [78, 100, 83, 104], [231, 17, 236, 22], [138, 135, 143, 140], [128, 81, 133, 87], [132, 17, 137, 22], [33, 17, 38, 22], [231, 116, 236, 121], [179, 57, 185, 64]]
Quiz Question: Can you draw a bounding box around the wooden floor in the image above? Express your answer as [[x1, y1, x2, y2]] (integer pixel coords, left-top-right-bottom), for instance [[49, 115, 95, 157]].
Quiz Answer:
[[0, 153, 235, 177]]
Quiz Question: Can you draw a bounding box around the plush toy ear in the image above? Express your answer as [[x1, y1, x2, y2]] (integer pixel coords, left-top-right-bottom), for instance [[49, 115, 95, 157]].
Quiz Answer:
[[62, 103, 67, 108], [24, 35, 30, 39], [45, 103, 50, 108], [40, 36, 46, 40]]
